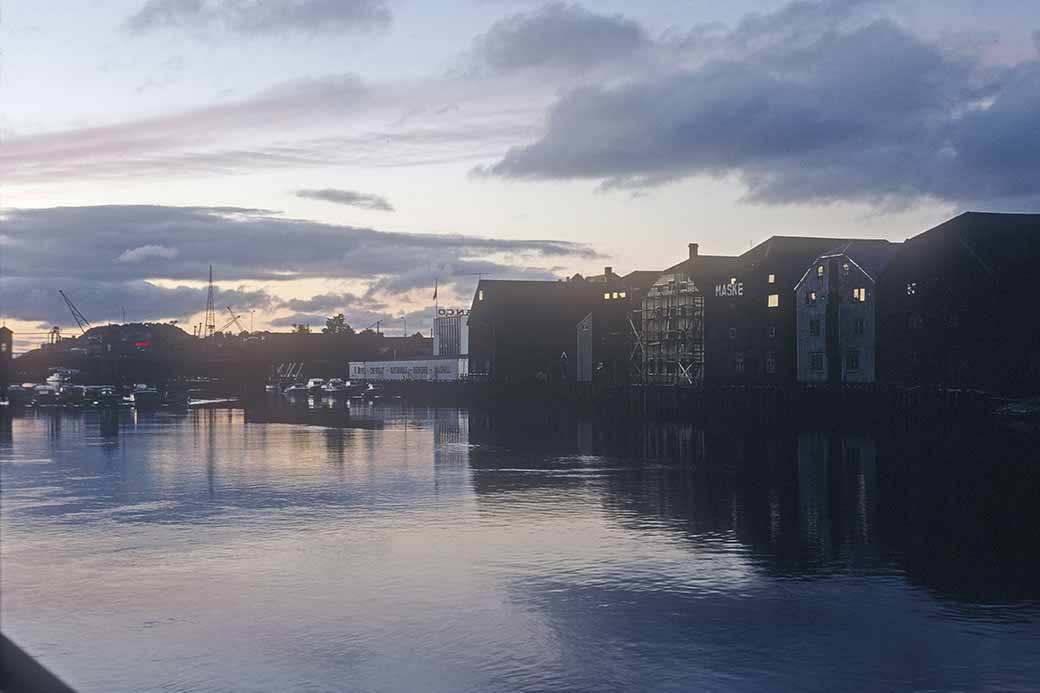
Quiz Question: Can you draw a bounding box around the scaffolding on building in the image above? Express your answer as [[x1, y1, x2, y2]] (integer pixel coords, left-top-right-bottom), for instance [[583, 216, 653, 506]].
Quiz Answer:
[[638, 273, 705, 385]]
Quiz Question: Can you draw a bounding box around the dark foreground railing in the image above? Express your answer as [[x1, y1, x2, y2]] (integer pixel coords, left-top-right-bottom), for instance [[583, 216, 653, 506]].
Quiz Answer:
[[1, 633, 77, 693]]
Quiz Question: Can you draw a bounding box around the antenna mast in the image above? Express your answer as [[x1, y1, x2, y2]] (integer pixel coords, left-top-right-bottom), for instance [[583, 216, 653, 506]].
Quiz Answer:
[[204, 265, 217, 338]]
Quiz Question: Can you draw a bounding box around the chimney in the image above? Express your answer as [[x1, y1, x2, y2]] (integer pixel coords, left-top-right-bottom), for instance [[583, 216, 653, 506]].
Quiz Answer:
[[689, 243, 699, 260], [604, 266, 613, 278]]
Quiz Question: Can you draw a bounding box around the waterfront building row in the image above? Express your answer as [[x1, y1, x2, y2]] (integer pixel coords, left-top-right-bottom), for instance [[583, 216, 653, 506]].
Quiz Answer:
[[464, 212, 1040, 395]]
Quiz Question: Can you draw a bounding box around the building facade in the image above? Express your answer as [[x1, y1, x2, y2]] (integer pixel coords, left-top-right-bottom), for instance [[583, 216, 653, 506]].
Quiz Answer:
[[878, 212, 1040, 394], [795, 241, 900, 384], [349, 356, 469, 382], [433, 309, 469, 357], [0, 326, 12, 390]]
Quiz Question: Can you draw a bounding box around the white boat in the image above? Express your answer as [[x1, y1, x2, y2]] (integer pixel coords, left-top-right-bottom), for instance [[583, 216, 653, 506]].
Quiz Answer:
[[305, 378, 325, 395], [322, 378, 348, 395]]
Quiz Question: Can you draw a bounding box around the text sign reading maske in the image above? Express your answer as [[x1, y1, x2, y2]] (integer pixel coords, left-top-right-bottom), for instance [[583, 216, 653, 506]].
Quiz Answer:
[[715, 282, 744, 298]]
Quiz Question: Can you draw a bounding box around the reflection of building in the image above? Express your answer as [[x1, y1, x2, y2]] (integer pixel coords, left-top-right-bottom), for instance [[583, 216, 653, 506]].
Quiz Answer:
[[349, 356, 468, 381], [433, 409, 470, 467], [795, 241, 900, 384], [433, 309, 469, 357], [878, 212, 1040, 394]]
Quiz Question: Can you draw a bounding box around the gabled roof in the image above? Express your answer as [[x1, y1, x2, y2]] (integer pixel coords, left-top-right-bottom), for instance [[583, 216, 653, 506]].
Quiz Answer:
[[740, 236, 853, 265], [907, 212, 1040, 279], [807, 239, 902, 283]]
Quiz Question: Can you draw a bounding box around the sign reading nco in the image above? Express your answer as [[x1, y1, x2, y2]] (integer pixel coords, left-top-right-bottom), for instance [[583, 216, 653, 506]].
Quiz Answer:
[[438, 308, 470, 317], [715, 282, 743, 298]]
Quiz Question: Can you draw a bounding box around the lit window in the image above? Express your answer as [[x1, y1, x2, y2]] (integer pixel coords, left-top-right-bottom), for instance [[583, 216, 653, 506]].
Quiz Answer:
[[806, 291, 817, 305], [811, 352, 824, 371], [817, 265, 824, 278], [768, 274, 775, 284], [619, 292, 626, 299], [730, 277, 737, 285], [767, 294, 779, 308], [478, 289, 485, 301], [612, 292, 619, 299], [852, 287, 867, 302], [842, 263, 850, 276], [603, 292, 611, 300], [845, 350, 860, 371], [906, 282, 917, 296], [809, 319, 820, 337]]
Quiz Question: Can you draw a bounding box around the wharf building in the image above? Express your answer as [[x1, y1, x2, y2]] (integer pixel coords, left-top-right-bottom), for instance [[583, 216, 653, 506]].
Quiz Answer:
[[468, 277, 605, 382], [433, 308, 469, 357], [576, 268, 660, 385], [639, 237, 854, 386], [878, 212, 1040, 395], [795, 241, 901, 385], [0, 326, 12, 391]]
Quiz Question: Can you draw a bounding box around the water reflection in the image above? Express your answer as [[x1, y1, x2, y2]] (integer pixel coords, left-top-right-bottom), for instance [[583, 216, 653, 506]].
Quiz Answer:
[[2, 406, 1039, 692]]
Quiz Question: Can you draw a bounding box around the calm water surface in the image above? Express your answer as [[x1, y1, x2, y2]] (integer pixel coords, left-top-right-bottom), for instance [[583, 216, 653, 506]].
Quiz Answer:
[[2, 404, 1039, 692]]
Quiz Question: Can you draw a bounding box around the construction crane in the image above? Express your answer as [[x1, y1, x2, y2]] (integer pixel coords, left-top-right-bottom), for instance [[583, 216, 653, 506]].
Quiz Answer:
[[224, 306, 247, 334], [58, 290, 92, 334], [213, 307, 247, 335]]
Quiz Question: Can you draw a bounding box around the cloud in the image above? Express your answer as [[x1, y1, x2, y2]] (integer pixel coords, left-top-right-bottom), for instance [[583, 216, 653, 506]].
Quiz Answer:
[[0, 205, 597, 326], [116, 244, 180, 263], [471, 2, 649, 73], [478, 1, 1040, 208], [125, 0, 392, 36], [297, 188, 394, 211], [0, 74, 539, 186], [281, 291, 386, 314], [0, 276, 273, 327]]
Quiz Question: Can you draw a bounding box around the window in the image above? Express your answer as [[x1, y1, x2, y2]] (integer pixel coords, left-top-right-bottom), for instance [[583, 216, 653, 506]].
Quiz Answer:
[[809, 319, 820, 337], [842, 263, 850, 277], [811, 352, 824, 371], [619, 291, 627, 299], [845, 350, 860, 371], [729, 327, 737, 340], [817, 265, 824, 278], [906, 281, 917, 296], [766, 352, 776, 374], [478, 289, 485, 301], [768, 273, 776, 284], [735, 352, 745, 374], [908, 314, 923, 330], [854, 317, 865, 335], [612, 292, 619, 299], [603, 292, 611, 300], [852, 287, 867, 302], [805, 291, 817, 305], [729, 277, 737, 286], [768, 326, 776, 339], [767, 294, 779, 308]]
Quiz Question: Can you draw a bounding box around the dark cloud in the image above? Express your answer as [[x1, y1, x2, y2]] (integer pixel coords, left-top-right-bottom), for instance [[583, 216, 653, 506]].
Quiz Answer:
[[297, 188, 394, 212], [125, 0, 391, 36], [281, 292, 386, 314], [0, 205, 596, 325], [472, 2, 649, 72], [478, 2, 1040, 208], [0, 276, 273, 327]]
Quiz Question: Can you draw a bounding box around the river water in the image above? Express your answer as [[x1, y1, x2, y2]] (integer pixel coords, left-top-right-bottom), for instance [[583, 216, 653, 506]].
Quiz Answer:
[[2, 403, 1039, 692]]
